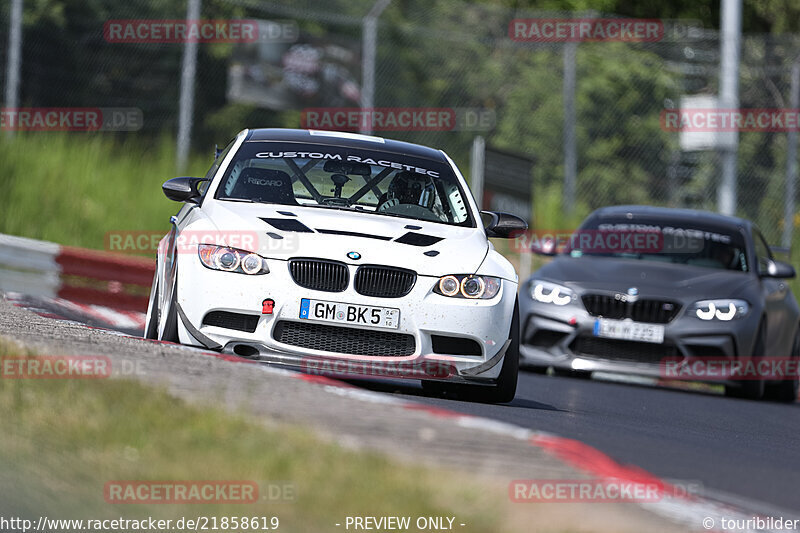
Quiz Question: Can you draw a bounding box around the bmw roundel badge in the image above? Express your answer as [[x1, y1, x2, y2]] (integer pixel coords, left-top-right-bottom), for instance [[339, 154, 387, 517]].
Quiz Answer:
[[347, 251, 361, 260]]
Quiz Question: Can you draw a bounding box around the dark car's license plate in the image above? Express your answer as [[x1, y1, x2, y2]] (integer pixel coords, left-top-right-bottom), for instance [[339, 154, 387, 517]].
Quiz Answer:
[[594, 318, 665, 344]]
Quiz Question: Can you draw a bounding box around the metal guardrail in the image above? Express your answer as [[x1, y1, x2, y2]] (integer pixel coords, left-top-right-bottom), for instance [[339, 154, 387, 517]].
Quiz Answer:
[[0, 233, 155, 312]]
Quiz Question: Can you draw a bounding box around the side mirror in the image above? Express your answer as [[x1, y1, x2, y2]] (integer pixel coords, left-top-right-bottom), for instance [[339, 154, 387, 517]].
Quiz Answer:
[[481, 210, 528, 239], [761, 259, 796, 279], [162, 177, 209, 203]]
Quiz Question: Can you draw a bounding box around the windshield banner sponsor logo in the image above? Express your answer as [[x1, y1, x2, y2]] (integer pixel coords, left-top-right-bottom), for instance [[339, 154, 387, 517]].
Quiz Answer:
[[255, 152, 441, 177]]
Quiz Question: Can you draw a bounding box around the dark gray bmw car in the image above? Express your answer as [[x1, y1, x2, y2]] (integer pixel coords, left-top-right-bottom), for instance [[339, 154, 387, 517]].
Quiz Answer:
[[519, 205, 800, 402]]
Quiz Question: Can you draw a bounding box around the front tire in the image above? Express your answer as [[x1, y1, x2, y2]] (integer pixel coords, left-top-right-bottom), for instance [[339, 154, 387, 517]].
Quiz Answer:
[[145, 278, 178, 343], [144, 283, 159, 340], [159, 280, 179, 343]]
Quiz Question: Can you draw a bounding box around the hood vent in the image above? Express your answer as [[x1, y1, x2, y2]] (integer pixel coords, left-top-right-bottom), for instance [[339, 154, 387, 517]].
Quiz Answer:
[[395, 232, 443, 247], [261, 218, 314, 232]]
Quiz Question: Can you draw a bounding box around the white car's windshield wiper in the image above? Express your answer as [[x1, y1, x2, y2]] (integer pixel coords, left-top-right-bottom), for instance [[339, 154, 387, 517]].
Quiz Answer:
[[221, 197, 255, 203]]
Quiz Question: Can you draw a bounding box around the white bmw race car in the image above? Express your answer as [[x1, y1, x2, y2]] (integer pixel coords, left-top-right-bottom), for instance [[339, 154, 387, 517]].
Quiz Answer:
[[145, 129, 527, 402]]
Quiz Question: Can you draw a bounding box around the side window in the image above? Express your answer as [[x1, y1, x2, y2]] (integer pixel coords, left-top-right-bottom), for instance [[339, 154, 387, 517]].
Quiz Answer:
[[446, 186, 469, 223], [753, 230, 772, 274]]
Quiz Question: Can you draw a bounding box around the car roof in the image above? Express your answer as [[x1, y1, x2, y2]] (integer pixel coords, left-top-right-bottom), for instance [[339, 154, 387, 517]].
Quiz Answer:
[[590, 205, 753, 231], [244, 128, 448, 163]]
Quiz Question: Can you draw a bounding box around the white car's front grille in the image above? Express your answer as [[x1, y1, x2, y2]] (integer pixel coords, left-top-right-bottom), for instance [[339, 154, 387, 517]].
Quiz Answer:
[[354, 266, 416, 298], [289, 259, 349, 292]]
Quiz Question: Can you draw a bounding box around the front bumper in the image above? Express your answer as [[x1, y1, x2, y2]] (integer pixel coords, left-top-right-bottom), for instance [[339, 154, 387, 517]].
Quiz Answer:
[[175, 254, 517, 383], [518, 298, 759, 381]]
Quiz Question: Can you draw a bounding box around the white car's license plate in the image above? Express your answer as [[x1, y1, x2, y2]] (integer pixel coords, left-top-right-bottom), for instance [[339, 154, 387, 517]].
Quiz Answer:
[[299, 298, 400, 329], [593, 318, 665, 344]]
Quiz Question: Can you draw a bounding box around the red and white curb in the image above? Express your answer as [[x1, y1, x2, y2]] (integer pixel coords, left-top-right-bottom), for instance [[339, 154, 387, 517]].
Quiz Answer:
[[0, 233, 152, 331], [4, 291, 146, 333]]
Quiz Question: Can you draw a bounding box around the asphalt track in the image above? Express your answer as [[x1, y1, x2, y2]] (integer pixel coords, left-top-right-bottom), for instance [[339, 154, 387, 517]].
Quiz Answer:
[[354, 371, 800, 514]]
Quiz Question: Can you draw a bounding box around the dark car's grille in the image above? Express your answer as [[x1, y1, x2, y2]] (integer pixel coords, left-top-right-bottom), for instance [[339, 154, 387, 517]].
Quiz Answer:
[[354, 266, 416, 298], [273, 321, 416, 357], [582, 294, 681, 324], [289, 259, 349, 292], [202, 311, 259, 333], [571, 336, 678, 364], [581, 294, 627, 319], [630, 299, 681, 323]]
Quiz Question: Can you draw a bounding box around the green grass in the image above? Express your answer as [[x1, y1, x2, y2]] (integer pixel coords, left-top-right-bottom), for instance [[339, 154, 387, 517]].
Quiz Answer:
[[0, 133, 209, 253], [0, 339, 515, 531]]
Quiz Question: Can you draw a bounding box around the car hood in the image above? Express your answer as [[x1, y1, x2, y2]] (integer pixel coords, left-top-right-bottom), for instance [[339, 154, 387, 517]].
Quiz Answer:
[[191, 200, 490, 278], [534, 255, 753, 298]]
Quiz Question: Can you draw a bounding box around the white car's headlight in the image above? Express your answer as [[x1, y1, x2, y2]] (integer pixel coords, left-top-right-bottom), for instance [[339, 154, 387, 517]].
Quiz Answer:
[[530, 280, 576, 306], [692, 299, 749, 321], [434, 275, 502, 299], [197, 244, 270, 275]]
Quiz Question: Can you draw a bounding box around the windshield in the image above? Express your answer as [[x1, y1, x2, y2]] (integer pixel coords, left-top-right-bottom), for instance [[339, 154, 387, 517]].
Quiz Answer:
[[214, 142, 474, 227], [564, 215, 749, 272]]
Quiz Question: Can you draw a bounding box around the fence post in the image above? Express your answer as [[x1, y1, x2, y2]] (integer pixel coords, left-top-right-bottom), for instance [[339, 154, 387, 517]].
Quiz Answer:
[[176, 0, 201, 171], [470, 135, 485, 207], [562, 41, 577, 215], [783, 60, 800, 249], [3, 0, 23, 138], [717, 0, 742, 215], [359, 0, 391, 135]]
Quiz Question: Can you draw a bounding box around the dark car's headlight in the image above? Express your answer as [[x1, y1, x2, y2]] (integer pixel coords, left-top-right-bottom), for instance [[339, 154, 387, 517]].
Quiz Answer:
[[197, 244, 270, 275], [692, 299, 749, 321], [530, 280, 576, 306], [434, 275, 501, 299]]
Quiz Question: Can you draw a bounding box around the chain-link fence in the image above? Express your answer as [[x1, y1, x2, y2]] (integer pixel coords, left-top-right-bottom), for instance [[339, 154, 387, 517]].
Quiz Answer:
[[3, 0, 800, 246]]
